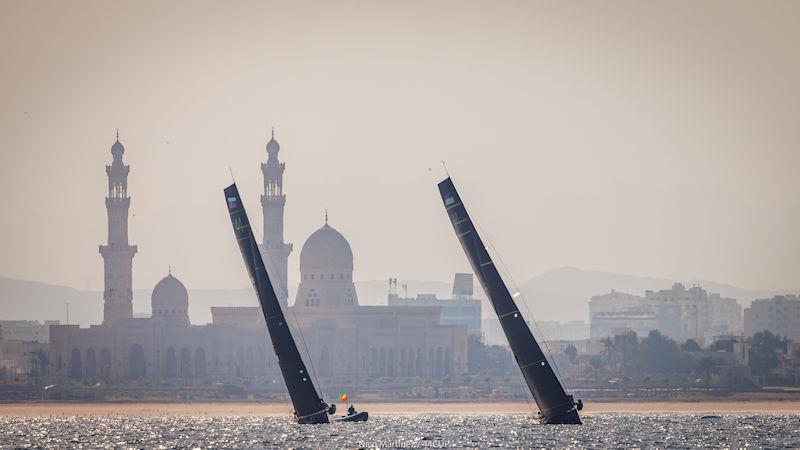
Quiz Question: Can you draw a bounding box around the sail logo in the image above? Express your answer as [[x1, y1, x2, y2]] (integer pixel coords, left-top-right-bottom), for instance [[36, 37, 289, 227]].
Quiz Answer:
[[227, 196, 239, 210]]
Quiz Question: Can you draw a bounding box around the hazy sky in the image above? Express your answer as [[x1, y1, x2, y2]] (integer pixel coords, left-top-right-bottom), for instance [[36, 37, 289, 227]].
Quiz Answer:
[[1, 0, 798, 295]]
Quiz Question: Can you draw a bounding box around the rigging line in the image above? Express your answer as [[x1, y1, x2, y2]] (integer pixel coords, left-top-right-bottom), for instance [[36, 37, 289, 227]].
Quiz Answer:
[[249, 215, 324, 395], [469, 213, 568, 387], [465, 220, 535, 411], [245, 234, 292, 415], [289, 300, 323, 392]]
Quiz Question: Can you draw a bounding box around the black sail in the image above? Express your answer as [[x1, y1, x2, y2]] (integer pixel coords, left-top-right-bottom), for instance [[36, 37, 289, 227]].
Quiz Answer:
[[224, 183, 329, 424], [437, 177, 581, 424]]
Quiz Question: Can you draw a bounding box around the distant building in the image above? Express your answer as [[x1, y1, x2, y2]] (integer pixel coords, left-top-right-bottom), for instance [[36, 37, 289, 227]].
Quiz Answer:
[[49, 135, 277, 381], [387, 273, 482, 335], [258, 129, 293, 305], [536, 320, 590, 342], [643, 283, 710, 341], [0, 320, 59, 343], [0, 338, 48, 379], [744, 295, 800, 340], [589, 284, 742, 342], [590, 290, 643, 315], [589, 290, 648, 339], [99, 135, 137, 325], [708, 293, 742, 336], [50, 132, 467, 382], [285, 220, 467, 378], [590, 309, 658, 340]]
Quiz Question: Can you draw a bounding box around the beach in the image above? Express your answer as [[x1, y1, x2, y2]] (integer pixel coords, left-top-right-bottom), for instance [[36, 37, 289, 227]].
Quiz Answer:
[[1, 400, 798, 417]]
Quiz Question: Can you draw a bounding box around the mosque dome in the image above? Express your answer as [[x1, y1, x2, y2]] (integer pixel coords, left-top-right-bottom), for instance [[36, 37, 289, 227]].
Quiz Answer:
[[152, 273, 189, 306], [266, 136, 280, 155], [151, 272, 190, 326], [299, 223, 353, 273], [111, 139, 124, 157]]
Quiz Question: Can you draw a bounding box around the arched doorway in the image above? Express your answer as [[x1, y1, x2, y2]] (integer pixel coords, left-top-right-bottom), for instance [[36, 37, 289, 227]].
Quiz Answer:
[[100, 348, 112, 379], [128, 344, 146, 379], [85, 348, 97, 379], [194, 348, 206, 378], [164, 348, 177, 378], [69, 349, 82, 379], [180, 348, 192, 377]]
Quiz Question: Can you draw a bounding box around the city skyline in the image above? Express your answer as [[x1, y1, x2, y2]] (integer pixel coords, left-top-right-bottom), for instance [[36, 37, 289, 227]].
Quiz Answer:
[[2, 1, 799, 294]]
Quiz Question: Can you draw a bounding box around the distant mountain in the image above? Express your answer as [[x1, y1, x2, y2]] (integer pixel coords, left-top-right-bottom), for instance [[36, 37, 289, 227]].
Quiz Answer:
[[3, 269, 795, 327], [0, 276, 458, 327], [0, 277, 99, 325], [517, 267, 799, 322]]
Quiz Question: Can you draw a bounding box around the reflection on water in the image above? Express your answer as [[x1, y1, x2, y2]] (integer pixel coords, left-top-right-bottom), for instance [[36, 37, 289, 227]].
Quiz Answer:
[[1, 414, 798, 448]]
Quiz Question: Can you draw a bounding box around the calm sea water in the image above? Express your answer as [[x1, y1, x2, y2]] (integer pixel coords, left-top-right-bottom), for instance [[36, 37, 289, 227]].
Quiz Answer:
[[1, 414, 798, 448]]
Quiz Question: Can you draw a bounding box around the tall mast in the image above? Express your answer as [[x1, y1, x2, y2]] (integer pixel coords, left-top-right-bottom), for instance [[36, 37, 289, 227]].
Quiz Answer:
[[224, 183, 330, 424], [437, 177, 582, 424]]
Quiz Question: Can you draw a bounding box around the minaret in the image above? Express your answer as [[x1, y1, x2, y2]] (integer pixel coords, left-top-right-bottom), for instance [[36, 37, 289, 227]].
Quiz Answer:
[[99, 132, 137, 324], [260, 129, 293, 304]]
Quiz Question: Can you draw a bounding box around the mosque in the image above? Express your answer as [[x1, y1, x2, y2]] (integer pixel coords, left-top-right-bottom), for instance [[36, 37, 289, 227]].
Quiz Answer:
[[48, 133, 467, 382]]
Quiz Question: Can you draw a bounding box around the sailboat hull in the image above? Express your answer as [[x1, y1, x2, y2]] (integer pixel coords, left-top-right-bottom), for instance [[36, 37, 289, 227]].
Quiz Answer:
[[297, 409, 331, 424], [542, 407, 582, 425]]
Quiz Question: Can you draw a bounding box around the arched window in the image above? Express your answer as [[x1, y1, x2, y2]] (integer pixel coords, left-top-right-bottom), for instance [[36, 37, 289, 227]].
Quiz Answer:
[[69, 349, 82, 379], [85, 348, 97, 378], [180, 348, 192, 377], [129, 344, 146, 379], [164, 348, 177, 377], [100, 348, 112, 379]]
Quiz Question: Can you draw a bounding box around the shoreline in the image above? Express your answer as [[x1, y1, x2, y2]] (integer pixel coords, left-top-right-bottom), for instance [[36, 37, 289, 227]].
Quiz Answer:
[[1, 400, 798, 417]]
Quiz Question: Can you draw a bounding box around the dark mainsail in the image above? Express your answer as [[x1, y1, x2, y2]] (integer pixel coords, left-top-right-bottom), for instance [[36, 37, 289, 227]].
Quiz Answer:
[[437, 177, 582, 424], [224, 183, 330, 424]]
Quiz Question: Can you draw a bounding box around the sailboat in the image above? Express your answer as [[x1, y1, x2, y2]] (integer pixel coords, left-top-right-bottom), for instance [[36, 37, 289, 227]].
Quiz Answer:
[[224, 183, 368, 424], [437, 177, 583, 425]]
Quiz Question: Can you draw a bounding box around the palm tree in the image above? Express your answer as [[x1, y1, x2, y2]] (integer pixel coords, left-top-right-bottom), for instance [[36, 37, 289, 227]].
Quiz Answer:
[[589, 357, 604, 388]]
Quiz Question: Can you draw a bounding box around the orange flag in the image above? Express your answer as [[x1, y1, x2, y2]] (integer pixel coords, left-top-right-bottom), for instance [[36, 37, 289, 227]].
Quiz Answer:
[[341, 393, 348, 403]]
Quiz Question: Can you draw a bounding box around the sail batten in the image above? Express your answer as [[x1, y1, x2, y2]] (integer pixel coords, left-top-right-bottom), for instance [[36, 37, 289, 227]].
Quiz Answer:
[[224, 183, 329, 424], [437, 177, 581, 425]]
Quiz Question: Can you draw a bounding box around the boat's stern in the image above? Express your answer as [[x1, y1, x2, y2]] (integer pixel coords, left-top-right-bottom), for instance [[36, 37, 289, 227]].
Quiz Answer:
[[296, 409, 331, 424], [541, 407, 582, 425]]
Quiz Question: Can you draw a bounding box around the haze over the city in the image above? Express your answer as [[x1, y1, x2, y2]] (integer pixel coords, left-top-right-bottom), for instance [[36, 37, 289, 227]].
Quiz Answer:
[[1, 0, 798, 296]]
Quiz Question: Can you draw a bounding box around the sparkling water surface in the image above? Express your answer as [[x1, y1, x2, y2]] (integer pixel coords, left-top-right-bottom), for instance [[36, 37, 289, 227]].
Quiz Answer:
[[1, 414, 798, 448]]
